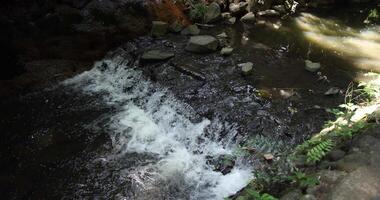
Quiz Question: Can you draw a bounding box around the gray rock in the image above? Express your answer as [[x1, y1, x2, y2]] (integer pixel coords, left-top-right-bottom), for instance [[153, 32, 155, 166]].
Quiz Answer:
[[240, 12, 256, 23], [336, 152, 370, 172], [229, 2, 248, 15], [216, 32, 228, 38], [141, 50, 174, 61], [185, 35, 219, 53], [273, 5, 287, 14], [247, 0, 273, 12], [227, 17, 236, 24], [257, 9, 281, 17], [280, 189, 303, 200], [151, 21, 168, 37], [324, 87, 341, 95], [169, 21, 183, 33], [221, 12, 232, 19], [300, 194, 316, 200], [221, 47, 233, 56], [305, 60, 321, 72], [329, 167, 380, 200], [239, 62, 253, 75], [318, 170, 347, 183], [204, 2, 221, 23], [181, 24, 200, 36], [328, 149, 346, 161]]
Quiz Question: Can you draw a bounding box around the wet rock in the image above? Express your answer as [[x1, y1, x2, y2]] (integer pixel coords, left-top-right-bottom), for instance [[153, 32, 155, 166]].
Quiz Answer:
[[247, 0, 273, 12], [204, 2, 221, 23], [141, 50, 174, 61], [169, 21, 183, 33], [280, 189, 303, 200], [221, 12, 232, 19], [240, 12, 256, 23], [220, 47, 233, 56], [239, 62, 253, 75], [185, 35, 219, 53], [300, 194, 316, 200], [229, 2, 248, 15], [273, 5, 287, 14], [181, 24, 200, 36], [227, 17, 237, 24], [257, 9, 281, 17], [305, 60, 321, 72], [324, 87, 341, 96], [151, 21, 168, 37], [328, 149, 346, 161], [216, 32, 228, 38], [330, 167, 380, 200]]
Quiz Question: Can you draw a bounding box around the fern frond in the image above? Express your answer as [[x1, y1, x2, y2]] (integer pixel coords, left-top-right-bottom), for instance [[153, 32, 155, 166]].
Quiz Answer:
[[306, 139, 334, 163]]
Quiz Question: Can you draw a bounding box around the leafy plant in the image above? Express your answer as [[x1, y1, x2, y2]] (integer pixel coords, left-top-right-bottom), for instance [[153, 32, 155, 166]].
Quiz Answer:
[[237, 188, 278, 200], [305, 139, 334, 163], [288, 171, 319, 188], [189, 3, 207, 22]]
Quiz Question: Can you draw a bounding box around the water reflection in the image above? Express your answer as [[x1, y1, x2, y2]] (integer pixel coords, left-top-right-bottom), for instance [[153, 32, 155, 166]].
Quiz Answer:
[[296, 13, 380, 73]]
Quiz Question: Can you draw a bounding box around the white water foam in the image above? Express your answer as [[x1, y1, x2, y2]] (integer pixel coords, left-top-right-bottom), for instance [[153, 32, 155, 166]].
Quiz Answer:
[[64, 57, 252, 200]]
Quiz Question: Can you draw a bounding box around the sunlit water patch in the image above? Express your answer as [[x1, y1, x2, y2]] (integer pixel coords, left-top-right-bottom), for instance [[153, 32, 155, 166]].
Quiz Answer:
[[64, 56, 252, 200], [296, 13, 380, 73]]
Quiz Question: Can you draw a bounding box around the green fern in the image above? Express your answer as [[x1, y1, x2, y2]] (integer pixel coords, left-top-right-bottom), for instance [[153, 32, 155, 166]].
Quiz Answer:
[[306, 139, 334, 163]]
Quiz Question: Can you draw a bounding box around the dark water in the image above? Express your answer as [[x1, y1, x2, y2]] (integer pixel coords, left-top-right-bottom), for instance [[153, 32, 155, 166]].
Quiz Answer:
[[1, 6, 378, 199]]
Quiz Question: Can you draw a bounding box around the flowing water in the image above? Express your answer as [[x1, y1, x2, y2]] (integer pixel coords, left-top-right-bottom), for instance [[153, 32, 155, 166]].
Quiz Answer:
[[63, 57, 252, 200], [1, 5, 380, 200]]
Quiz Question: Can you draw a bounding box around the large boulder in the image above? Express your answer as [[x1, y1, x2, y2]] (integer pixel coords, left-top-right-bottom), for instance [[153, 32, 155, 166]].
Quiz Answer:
[[204, 2, 221, 23], [185, 35, 219, 53], [330, 167, 380, 200]]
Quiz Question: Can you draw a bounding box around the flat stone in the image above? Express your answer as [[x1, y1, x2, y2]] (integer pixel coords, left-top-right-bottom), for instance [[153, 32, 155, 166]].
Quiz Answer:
[[151, 21, 168, 37], [220, 47, 233, 56], [240, 12, 256, 23], [305, 60, 321, 72], [263, 153, 274, 161], [141, 50, 174, 61], [185, 35, 219, 53], [181, 24, 200, 36], [280, 189, 303, 200]]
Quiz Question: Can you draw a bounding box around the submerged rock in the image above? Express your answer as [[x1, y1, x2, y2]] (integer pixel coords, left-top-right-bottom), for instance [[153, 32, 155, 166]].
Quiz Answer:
[[227, 17, 237, 24], [181, 24, 200, 36], [204, 2, 221, 23], [305, 60, 321, 72], [151, 21, 168, 37], [239, 62, 253, 75], [185, 35, 219, 53], [240, 12, 256, 23], [220, 47, 233, 56], [141, 50, 174, 61]]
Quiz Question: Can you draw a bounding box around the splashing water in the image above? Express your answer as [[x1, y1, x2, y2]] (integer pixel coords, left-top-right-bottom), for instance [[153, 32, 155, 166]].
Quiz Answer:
[[64, 56, 252, 200]]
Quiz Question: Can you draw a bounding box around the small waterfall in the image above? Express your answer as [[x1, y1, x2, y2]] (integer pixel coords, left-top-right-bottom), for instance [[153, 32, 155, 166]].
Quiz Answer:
[[64, 56, 252, 200]]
